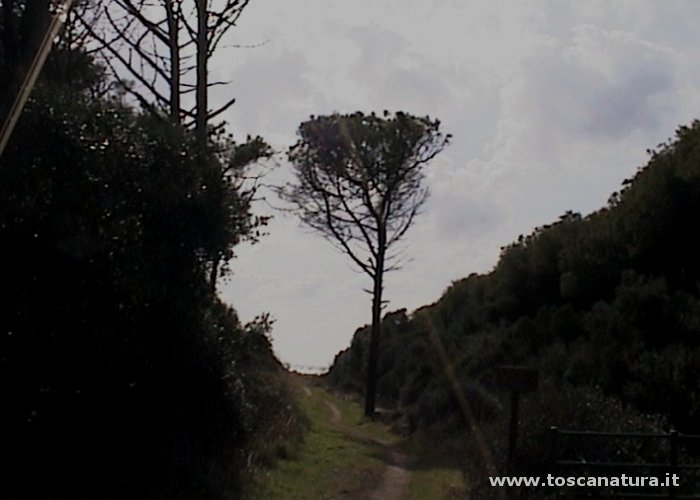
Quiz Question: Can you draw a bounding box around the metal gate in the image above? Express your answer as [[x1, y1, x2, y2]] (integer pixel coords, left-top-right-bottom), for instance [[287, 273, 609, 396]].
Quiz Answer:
[[549, 427, 700, 499]]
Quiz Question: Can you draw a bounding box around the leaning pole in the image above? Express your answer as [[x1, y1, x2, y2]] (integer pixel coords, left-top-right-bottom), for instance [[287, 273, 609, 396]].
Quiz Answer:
[[0, 0, 75, 159]]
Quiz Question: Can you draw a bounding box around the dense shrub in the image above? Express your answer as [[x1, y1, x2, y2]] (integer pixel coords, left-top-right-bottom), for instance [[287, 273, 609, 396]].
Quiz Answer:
[[0, 84, 293, 499]]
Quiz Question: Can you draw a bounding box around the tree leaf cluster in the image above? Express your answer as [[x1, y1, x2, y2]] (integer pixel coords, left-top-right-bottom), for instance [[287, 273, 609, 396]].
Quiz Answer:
[[282, 111, 450, 277]]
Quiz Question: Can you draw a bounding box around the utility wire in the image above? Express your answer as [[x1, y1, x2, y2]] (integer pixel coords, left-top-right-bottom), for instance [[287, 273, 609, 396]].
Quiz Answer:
[[0, 0, 75, 159]]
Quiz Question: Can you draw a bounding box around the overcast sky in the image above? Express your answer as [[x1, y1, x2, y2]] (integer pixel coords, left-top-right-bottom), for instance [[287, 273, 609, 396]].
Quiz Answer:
[[211, 0, 700, 371]]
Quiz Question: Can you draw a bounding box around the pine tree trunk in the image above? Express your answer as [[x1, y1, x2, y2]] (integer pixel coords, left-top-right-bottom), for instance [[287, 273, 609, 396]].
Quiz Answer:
[[195, 0, 207, 144], [164, 0, 180, 122], [364, 239, 385, 417]]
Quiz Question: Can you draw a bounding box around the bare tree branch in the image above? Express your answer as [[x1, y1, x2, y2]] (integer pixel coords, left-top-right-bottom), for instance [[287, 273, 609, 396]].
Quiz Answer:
[[207, 95, 236, 120], [114, 0, 169, 44], [76, 11, 169, 107]]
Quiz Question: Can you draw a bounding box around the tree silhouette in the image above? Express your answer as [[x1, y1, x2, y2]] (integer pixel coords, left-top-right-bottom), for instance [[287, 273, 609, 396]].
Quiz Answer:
[[281, 111, 450, 415], [71, 0, 272, 290], [73, 0, 251, 133]]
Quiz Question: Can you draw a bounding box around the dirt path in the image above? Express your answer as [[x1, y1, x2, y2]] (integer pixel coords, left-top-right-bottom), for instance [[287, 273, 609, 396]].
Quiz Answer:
[[255, 376, 464, 499], [322, 394, 410, 499], [369, 449, 411, 500], [324, 400, 342, 423]]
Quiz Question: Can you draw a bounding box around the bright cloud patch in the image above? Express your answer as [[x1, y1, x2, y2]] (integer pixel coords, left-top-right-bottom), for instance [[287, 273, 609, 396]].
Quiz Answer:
[[215, 0, 700, 368]]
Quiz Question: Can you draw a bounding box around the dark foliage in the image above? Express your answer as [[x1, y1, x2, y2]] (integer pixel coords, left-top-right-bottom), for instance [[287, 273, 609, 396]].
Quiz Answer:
[[0, 5, 293, 499], [0, 67, 287, 500], [328, 121, 700, 492]]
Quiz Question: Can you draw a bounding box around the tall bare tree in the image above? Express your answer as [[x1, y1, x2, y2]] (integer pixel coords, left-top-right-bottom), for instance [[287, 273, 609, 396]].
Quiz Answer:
[[73, 0, 272, 291], [75, 0, 250, 137], [281, 111, 450, 416]]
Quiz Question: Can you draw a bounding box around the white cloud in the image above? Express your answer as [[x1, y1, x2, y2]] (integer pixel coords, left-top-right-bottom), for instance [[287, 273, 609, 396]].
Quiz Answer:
[[214, 0, 700, 368]]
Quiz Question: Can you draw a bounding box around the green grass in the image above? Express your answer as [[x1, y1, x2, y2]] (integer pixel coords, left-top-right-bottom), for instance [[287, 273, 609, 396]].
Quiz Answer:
[[407, 467, 464, 499], [245, 378, 389, 499], [398, 429, 468, 499], [244, 376, 467, 499]]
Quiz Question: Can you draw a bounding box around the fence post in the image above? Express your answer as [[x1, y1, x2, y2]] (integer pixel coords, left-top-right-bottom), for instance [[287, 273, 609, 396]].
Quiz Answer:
[[669, 430, 678, 500]]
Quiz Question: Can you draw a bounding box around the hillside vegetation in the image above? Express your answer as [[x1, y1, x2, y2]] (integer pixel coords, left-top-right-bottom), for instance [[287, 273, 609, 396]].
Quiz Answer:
[[0, 49, 298, 500], [328, 121, 700, 495]]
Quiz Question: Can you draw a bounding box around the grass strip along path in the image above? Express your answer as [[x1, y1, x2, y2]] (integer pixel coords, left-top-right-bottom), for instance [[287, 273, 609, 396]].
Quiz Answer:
[[248, 375, 464, 499]]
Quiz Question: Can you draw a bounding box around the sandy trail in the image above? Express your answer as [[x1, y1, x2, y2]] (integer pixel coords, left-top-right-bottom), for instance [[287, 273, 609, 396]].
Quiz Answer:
[[323, 396, 410, 499], [296, 379, 412, 499], [324, 400, 342, 423], [368, 448, 411, 500]]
